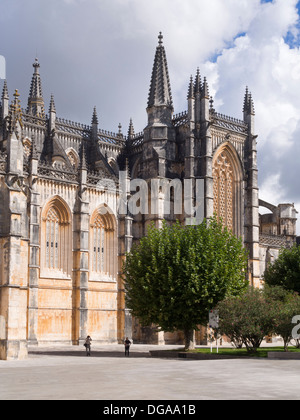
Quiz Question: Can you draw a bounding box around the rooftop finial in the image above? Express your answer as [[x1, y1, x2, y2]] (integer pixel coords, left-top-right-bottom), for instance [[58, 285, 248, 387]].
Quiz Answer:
[[127, 118, 135, 140], [33, 57, 40, 73], [158, 32, 163, 46], [92, 106, 98, 125], [49, 94, 56, 113]]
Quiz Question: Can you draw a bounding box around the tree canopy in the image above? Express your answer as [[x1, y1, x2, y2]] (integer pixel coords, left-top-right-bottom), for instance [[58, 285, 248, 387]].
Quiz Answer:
[[123, 216, 249, 349], [263, 245, 300, 294]]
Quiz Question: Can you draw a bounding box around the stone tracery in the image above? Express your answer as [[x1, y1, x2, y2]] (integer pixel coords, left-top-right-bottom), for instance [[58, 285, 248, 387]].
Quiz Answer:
[[213, 148, 235, 233]]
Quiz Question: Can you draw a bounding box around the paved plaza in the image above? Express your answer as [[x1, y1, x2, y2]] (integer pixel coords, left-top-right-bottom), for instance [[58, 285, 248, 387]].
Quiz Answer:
[[1, 344, 300, 400]]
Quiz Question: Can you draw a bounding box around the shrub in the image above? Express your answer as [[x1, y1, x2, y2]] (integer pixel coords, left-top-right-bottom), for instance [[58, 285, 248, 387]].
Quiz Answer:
[[217, 287, 276, 353]]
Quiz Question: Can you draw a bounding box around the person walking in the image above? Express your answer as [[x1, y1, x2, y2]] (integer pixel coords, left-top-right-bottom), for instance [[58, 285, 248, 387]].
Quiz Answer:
[[124, 337, 131, 356], [84, 335, 92, 356]]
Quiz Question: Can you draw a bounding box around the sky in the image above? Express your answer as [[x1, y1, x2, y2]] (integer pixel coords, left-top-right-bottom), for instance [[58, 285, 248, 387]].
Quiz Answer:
[[1, 0, 300, 232]]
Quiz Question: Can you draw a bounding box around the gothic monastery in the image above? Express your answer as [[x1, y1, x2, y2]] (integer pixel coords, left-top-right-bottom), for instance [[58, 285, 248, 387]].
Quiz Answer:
[[0, 33, 297, 359]]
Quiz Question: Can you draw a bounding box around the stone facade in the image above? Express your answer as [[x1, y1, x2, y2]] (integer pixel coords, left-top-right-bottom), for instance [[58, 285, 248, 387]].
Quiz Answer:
[[0, 33, 297, 359]]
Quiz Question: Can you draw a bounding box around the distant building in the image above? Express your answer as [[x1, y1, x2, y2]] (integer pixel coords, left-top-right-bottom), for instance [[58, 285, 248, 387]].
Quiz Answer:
[[0, 34, 297, 359]]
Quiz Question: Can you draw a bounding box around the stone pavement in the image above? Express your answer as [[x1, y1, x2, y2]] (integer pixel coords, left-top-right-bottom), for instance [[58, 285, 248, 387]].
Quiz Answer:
[[1, 343, 300, 400]]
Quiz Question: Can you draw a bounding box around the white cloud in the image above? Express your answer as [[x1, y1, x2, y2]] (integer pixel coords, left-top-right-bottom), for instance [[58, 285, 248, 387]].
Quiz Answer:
[[200, 0, 300, 230]]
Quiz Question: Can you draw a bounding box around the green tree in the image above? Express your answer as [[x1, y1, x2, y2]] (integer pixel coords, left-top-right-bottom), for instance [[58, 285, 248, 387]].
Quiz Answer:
[[264, 285, 300, 351], [263, 245, 300, 294], [123, 216, 248, 350]]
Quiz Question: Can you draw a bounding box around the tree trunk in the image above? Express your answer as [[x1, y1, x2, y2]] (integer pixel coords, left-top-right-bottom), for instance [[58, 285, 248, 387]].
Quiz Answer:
[[184, 329, 195, 351]]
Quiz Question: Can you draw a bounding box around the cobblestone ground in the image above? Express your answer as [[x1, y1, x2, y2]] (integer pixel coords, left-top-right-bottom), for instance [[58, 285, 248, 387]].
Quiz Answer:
[[0, 344, 300, 400]]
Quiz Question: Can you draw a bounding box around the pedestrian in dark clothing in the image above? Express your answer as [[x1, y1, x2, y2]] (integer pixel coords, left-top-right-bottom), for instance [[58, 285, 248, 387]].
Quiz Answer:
[[124, 337, 131, 356], [84, 335, 92, 356]]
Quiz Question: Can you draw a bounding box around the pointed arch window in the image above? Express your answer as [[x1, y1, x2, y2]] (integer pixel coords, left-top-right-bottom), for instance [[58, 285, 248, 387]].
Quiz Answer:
[[92, 215, 105, 273], [212, 145, 243, 235], [90, 207, 117, 282], [41, 196, 72, 278], [45, 207, 60, 270]]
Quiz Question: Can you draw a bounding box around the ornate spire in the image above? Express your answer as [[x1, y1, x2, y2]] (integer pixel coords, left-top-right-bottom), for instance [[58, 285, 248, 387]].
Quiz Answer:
[[1, 80, 9, 119], [91, 106, 98, 125], [7, 89, 23, 137], [49, 94, 56, 114], [127, 118, 135, 140], [194, 68, 201, 95], [27, 58, 45, 117], [243, 87, 255, 115], [91, 106, 98, 142], [117, 123, 123, 138], [249, 93, 255, 115], [79, 141, 88, 170], [147, 32, 173, 110], [2, 80, 9, 100], [201, 77, 210, 98], [187, 75, 194, 100], [30, 134, 39, 160], [243, 86, 250, 113]]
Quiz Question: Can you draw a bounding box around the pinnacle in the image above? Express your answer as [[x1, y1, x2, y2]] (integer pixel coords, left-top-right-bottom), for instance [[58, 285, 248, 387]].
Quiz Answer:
[[243, 86, 255, 115], [187, 75, 194, 100], [147, 33, 173, 109], [127, 118, 135, 139], [194, 68, 201, 94], [8, 89, 23, 134], [49, 94, 56, 113], [202, 77, 209, 98], [2, 80, 9, 99], [27, 58, 45, 116], [243, 86, 250, 112], [30, 135, 39, 160], [117, 123, 123, 138], [91, 106, 98, 125]]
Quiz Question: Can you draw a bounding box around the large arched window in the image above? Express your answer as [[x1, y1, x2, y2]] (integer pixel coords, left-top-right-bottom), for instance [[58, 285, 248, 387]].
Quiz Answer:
[[90, 206, 117, 281], [41, 196, 72, 278], [212, 144, 243, 235]]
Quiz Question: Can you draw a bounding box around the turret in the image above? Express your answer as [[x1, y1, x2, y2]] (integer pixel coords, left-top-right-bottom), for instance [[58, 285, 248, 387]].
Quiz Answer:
[[143, 33, 176, 179]]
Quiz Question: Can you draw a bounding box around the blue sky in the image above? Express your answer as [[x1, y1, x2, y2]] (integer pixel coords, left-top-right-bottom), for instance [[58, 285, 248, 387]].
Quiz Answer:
[[1, 0, 300, 231]]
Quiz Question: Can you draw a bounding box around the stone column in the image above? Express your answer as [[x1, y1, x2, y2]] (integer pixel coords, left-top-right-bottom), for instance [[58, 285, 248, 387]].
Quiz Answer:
[[244, 96, 260, 287], [200, 80, 214, 220], [73, 165, 90, 344], [0, 130, 29, 359], [118, 167, 133, 343], [27, 153, 40, 346]]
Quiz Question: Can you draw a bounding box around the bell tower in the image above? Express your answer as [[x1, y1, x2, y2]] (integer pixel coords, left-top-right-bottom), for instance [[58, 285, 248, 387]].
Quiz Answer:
[[142, 33, 176, 180]]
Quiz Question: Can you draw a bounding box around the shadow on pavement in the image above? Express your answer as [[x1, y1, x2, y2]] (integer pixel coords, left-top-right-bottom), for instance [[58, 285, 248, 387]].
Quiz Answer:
[[28, 350, 151, 358]]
